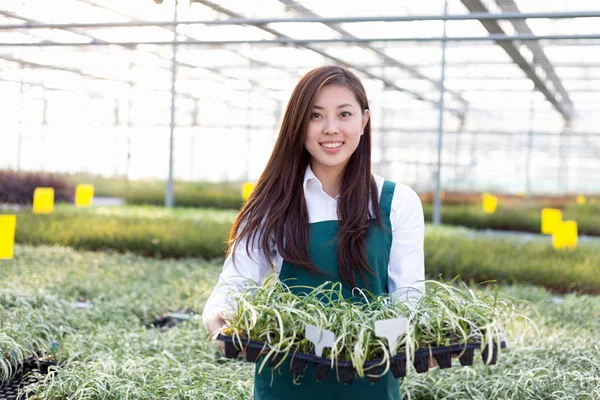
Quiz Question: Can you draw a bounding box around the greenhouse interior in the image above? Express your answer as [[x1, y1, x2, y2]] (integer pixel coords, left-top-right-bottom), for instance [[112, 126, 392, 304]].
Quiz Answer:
[[0, 0, 599, 399]]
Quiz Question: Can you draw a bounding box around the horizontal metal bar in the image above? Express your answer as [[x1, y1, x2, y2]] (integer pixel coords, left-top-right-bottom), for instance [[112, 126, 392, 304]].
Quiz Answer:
[[1, 10, 599, 30], [458, 88, 600, 93], [2, 33, 600, 47], [387, 128, 600, 137]]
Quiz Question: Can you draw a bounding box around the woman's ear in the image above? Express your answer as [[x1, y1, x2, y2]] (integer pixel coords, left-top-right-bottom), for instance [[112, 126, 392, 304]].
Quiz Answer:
[[361, 109, 370, 133]]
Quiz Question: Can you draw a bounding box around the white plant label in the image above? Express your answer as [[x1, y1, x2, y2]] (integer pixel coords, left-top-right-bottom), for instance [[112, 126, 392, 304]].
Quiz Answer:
[[305, 324, 335, 357], [375, 317, 408, 356]]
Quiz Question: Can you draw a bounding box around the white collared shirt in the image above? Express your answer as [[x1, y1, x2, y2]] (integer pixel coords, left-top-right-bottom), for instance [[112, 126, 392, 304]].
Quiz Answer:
[[202, 165, 425, 329]]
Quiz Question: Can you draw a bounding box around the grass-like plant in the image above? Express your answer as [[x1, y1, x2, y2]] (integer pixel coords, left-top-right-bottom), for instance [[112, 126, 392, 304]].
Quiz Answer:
[[423, 202, 600, 236], [1, 244, 598, 399], [220, 278, 523, 380], [3, 205, 598, 294]]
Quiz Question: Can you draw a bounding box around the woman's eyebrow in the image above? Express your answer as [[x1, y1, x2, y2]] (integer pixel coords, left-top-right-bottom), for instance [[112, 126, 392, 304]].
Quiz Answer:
[[312, 103, 355, 109]]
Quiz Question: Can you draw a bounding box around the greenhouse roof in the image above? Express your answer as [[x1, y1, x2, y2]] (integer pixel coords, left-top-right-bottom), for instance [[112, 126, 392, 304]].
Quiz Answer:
[[1, 0, 599, 131]]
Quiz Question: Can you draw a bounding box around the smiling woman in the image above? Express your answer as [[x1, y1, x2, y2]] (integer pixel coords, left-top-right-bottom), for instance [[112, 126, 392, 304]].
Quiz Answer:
[[203, 65, 425, 400], [304, 84, 370, 198]]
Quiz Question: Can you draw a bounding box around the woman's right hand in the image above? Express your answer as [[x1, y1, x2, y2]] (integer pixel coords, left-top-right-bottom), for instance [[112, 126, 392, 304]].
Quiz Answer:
[[206, 313, 227, 353], [206, 311, 246, 358]]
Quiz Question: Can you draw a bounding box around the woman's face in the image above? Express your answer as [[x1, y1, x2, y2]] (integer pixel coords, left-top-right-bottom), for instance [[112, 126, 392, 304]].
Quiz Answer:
[[304, 84, 370, 176]]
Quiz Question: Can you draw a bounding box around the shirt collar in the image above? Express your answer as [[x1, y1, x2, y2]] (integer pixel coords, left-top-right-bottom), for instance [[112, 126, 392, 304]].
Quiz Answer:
[[303, 164, 339, 201], [303, 164, 320, 192]]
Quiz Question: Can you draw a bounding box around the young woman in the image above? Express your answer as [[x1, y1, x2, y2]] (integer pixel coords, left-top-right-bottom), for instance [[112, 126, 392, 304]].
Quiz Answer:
[[203, 65, 425, 399]]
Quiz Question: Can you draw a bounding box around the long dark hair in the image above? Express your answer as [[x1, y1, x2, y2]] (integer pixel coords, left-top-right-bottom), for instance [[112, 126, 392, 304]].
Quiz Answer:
[[228, 65, 380, 288]]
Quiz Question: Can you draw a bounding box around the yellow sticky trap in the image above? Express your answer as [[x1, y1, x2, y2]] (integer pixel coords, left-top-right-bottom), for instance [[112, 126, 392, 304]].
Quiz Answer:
[[576, 195, 586, 205], [552, 220, 578, 250], [75, 184, 94, 207], [482, 193, 497, 214], [541, 208, 562, 235], [241, 182, 255, 201], [33, 187, 55, 214], [0, 215, 16, 259]]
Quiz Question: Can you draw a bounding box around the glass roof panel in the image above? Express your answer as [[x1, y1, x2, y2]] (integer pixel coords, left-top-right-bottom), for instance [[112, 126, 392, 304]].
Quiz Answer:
[[0, 0, 599, 188], [88, 27, 175, 43], [267, 22, 341, 40], [12, 0, 124, 24]]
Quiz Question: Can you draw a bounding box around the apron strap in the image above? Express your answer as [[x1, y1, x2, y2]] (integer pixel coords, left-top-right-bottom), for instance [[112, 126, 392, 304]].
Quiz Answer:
[[380, 180, 396, 230]]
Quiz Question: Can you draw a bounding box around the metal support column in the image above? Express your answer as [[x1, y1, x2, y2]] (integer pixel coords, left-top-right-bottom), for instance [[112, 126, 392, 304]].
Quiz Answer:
[[16, 63, 24, 172], [112, 99, 120, 177], [558, 120, 571, 194], [190, 135, 194, 181], [192, 99, 199, 126], [273, 100, 282, 143], [452, 118, 466, 190], [245, 58, 254, 182], [125, 64, 133, 182], [191, 99, 199, 180], [379, 78, 390, 178], [40, 87, 47, 171], [165, 0, 178, 208], [433, 0, 449, 225], [379, 105, 387, 178], [525, 89, 536, 195]]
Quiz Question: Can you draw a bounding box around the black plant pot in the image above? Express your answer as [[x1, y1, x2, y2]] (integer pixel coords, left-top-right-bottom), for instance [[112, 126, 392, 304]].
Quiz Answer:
[[245, 346, 262, 363], [364, 363, 384, 384], [413, 355, 430, 373], [0, 371, 41, 399], [314, 362, 331, 382], [337, 365, 355, 384], [290, 357, 307, 375], [434, 351, 452, 369], [390, 358, 407, 379], [267, 351, 286, 368], [0, 358, 54, 399], [25, 357, 58, 375], [481, 345, 498, 365], [223, 341, 240, 359], [458, 348, 474, 366]]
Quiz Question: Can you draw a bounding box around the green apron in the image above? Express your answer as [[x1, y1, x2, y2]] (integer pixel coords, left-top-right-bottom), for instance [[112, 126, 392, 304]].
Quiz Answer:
[[254, 180, 401, 400]]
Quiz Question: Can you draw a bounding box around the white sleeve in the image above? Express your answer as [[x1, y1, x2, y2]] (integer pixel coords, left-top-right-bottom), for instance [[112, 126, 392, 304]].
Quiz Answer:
[[201, 235, 282, 330], [387, 184, 426, 304]]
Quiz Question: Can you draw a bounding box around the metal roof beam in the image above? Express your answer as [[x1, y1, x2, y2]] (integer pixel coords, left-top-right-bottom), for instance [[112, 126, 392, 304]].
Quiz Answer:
[[0, 54, 271, 113], [493, 0, 573, 120], [194, 0, 465, 118], [460, 0, 573, 121], [3, 32, 599, 46], [277, 0, 468, 112], [0, 9, 281, 104], [1, 10, 600, 29], [74, 0, 290, 91]]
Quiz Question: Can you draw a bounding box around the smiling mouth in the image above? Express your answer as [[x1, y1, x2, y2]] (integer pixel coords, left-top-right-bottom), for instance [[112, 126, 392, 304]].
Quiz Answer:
[[320, 142, 344, 149]]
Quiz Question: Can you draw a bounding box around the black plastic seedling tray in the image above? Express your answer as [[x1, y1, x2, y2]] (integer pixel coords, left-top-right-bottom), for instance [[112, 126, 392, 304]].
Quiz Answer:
[[0, 357, 57, 400], [144, 311, 197, 329], [217, 334, 507, 384]]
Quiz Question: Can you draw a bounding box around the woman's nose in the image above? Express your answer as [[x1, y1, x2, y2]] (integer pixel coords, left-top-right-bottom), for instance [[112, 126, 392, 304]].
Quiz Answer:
[[323, 118, 339, 135]]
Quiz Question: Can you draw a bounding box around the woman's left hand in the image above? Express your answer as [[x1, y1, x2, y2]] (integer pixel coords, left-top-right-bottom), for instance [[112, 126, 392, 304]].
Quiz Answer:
[[428, 356, 438, 368], [429, 352, 459, 369]]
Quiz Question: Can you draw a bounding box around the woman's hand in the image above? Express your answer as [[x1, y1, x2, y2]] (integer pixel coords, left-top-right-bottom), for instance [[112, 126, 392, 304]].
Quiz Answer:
[[429, 352, 460, 369], [206, 312, 246, 358], [206, 313, 227, 353], [428, 355, 438, 369]]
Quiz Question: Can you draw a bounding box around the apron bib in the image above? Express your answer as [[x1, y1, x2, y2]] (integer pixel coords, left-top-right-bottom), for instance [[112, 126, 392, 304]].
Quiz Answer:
[[254, 180, 401, 400]]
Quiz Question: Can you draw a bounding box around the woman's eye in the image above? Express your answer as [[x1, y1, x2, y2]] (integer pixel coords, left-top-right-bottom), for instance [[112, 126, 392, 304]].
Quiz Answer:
[[340, 111, 351, 117], [311, 112, 321, 119]]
